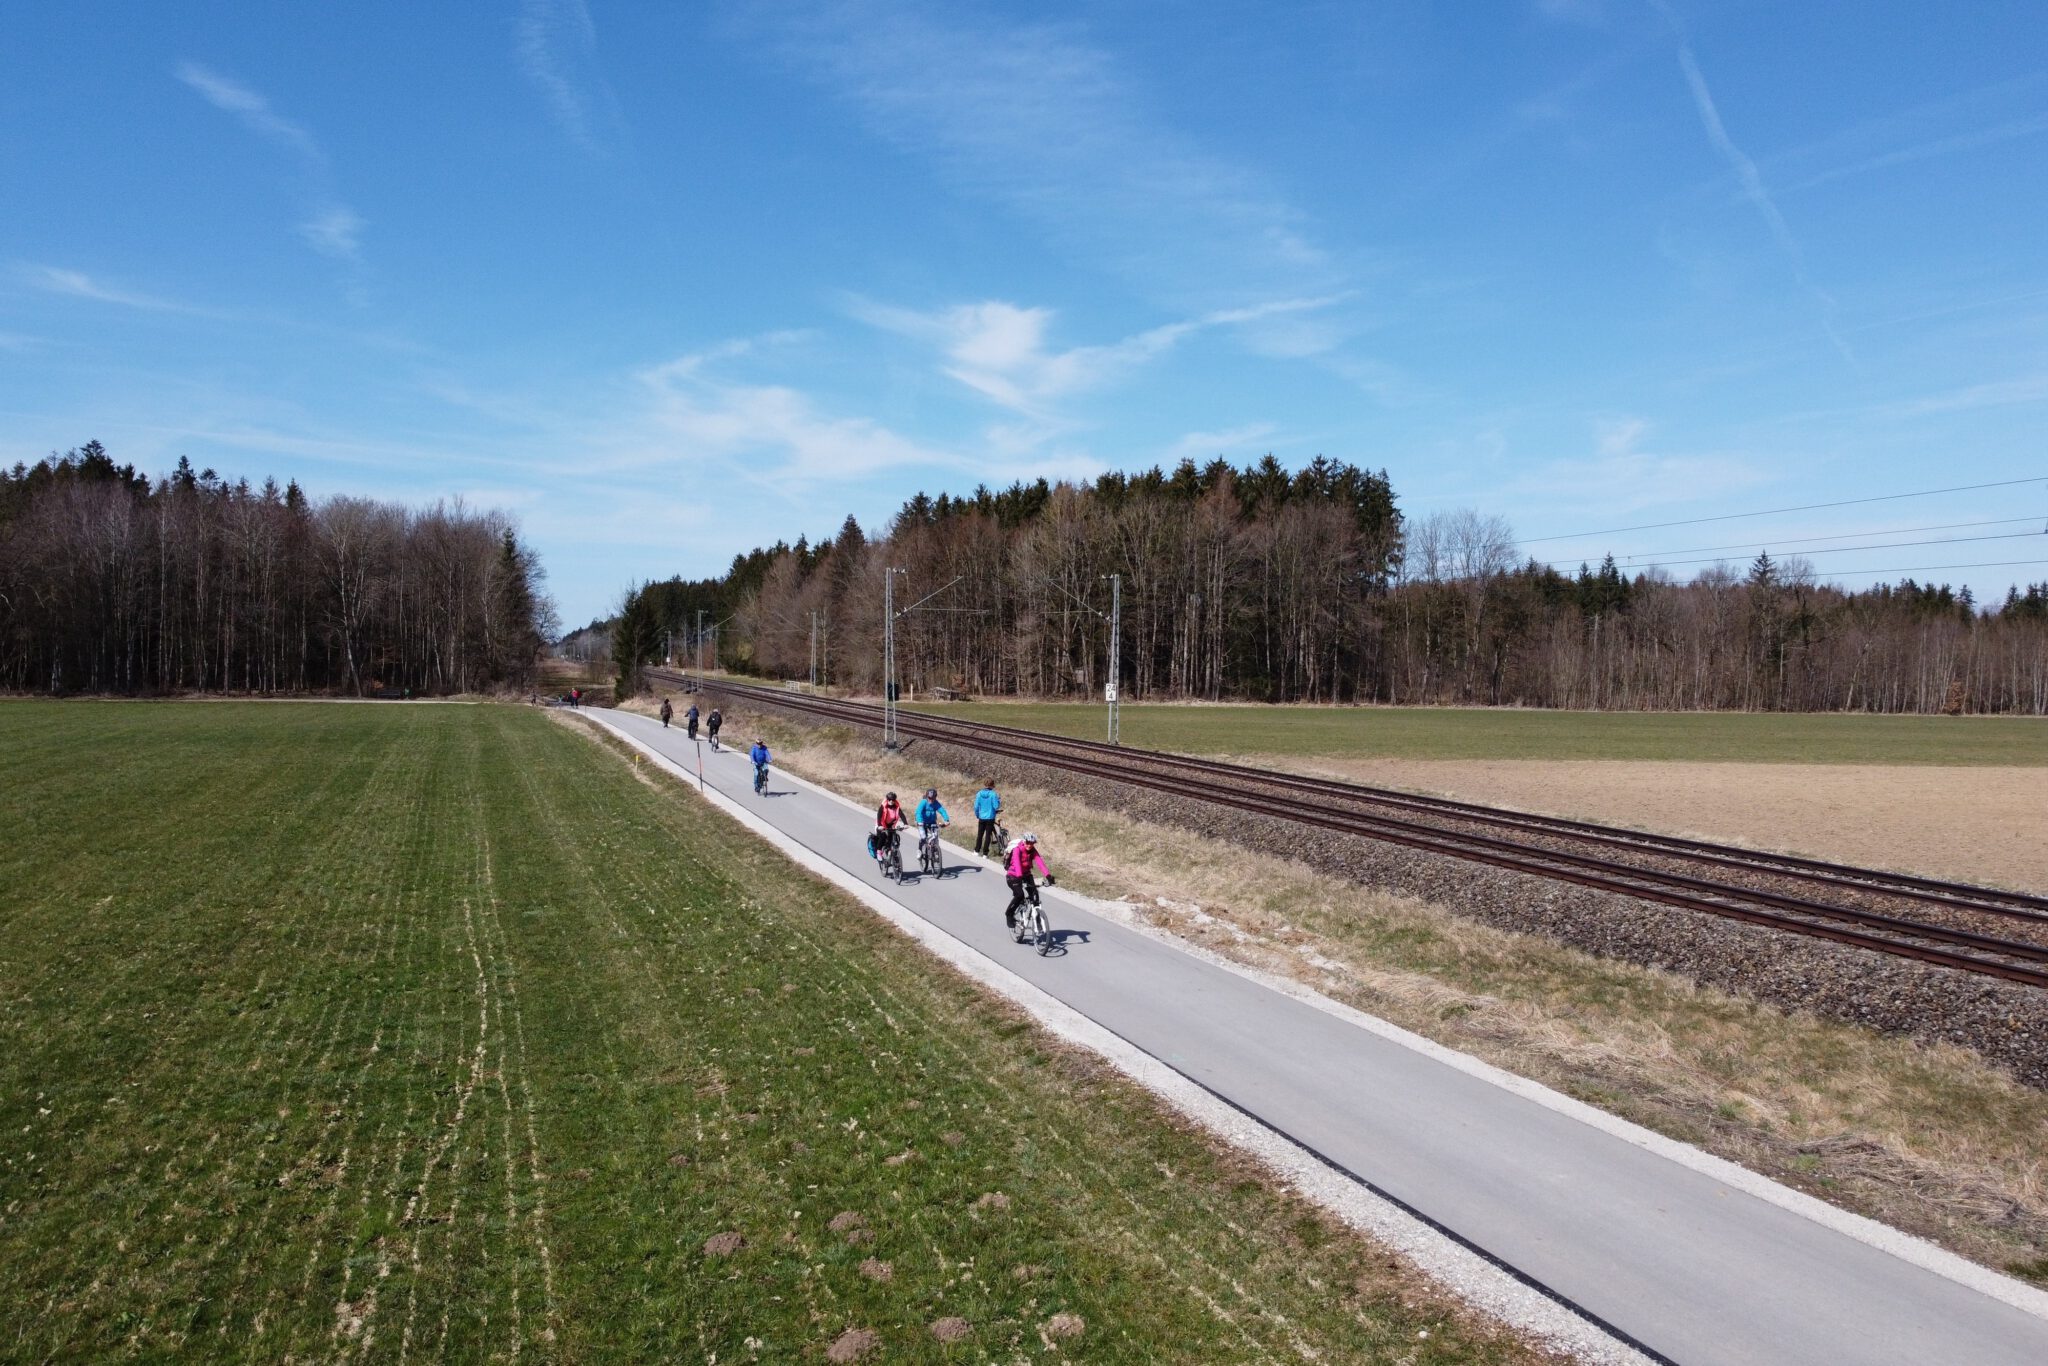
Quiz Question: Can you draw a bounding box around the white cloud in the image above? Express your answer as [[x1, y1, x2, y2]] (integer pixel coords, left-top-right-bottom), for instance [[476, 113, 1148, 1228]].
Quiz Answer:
[[1656, 16, 1849, 360], [299, 205, 366, 261], [174, 62, 323, 162], [850, 293, 1346, 416], [1509, 415, 1772, 519], [17, 264, 186, 312], [1165, 423, 1279, 464], [1874, 372, 2048, 419], [175, 61, 365, 265], [1673, 48, 1800, 263], [756, 1, 1339, 301], [516, 0, 625, 154]]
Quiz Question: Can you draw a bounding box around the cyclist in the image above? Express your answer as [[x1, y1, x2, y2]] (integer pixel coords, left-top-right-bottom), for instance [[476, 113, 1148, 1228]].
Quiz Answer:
[[706, 707, 723, 748], [871, 791, 910, 865], [685, 702, 700, 740], [658, 696, 673, 728], [914, 788, 950, 865], [749, 739, 771, 792], [1003, 833, 1053, 938], [972, 777, 1002, 855]]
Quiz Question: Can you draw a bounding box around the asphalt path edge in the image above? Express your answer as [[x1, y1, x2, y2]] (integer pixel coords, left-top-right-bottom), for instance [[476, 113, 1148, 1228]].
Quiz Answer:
[[573, 710, 1658, 1364], [656, 710, 2048, 1332]]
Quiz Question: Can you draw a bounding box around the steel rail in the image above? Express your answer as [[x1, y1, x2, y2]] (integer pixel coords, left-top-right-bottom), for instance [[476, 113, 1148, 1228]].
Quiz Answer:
[[921, 715, 2048, 921], [674, 671, 2048, 922], [671, 674, 2048, 991]]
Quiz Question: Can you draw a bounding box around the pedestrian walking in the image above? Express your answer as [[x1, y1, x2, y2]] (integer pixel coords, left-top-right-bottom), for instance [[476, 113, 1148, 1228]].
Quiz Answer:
[[973, 777, 1002, 856], [659, 697, 673, 728]]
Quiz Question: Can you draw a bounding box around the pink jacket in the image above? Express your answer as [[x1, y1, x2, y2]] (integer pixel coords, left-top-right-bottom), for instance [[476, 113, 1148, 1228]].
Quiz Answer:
[[1005, 842, 1048, 879]]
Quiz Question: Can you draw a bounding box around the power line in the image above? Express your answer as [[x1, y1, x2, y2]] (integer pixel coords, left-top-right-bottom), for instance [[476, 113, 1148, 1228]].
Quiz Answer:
[[1601, 515, 2046, 562], [1671, 558, 2048, 579], [1519, 476, 2045, 546], [1613, 529, 2045, 571]]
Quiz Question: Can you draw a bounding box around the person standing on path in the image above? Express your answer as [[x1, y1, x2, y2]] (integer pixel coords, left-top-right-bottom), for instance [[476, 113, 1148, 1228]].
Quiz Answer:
[[973, 778, 1002, 855], [659, 697, 673, 728]]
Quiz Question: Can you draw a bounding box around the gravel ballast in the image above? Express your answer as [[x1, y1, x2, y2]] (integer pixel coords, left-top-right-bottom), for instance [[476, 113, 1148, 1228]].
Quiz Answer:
[[717, 688, 2048, 1090]]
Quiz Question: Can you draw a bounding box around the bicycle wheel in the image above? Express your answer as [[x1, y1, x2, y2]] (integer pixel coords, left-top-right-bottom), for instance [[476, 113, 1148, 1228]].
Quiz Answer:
[[1031, 903, 1052, 955]]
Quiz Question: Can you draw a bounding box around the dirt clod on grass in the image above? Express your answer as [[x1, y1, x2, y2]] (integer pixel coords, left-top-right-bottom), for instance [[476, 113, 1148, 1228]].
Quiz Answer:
[[827, 1211, 865, 1233], [334, 1298, 369, 1339], [941, 1130, 965, 1147], [973, 1191, 1010, 1212], [1041, 1312, 1085, 1343], [1012, 1263, 1047, 1281], [826, 1327, 881, 1362], [858, 1257, 893, 1281], [703, 1231, 745, 1257], [883, 1148, 917, 1166], [930, 1316, 972, 1342]]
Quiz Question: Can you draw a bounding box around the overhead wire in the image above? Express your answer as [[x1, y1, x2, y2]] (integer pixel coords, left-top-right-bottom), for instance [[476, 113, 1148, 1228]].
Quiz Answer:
[[1599, 515, 2046, 562], [1640, 558, 2048, 580], [1610, 529, 2047, 571], [1518, 475, 2045, 546]]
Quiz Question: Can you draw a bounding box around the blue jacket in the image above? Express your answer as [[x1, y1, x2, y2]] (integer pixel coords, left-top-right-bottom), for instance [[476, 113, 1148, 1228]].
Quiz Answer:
[[750, 743, 770, 766], [973, 787, 1001, 820], [915, 798, 949, 826]]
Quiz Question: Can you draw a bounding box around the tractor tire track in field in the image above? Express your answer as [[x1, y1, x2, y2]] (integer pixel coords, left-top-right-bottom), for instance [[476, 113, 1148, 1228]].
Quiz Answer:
[[198, 730, 435, 1349], [106, 737, 415, 1352], [2, 705, 1540, 1365]]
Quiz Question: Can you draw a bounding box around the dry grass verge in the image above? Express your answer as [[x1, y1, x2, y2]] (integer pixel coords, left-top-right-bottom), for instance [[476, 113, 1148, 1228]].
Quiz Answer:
[[703, 702, 2048, 1285]]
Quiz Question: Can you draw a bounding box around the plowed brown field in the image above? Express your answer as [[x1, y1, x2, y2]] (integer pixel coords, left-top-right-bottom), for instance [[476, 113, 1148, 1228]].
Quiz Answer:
[[1279, 758, 2048, 892]]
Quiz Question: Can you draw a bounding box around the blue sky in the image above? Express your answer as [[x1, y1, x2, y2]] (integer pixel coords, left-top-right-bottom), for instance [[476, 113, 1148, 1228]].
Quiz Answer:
[[4, 0, 2046, 624]]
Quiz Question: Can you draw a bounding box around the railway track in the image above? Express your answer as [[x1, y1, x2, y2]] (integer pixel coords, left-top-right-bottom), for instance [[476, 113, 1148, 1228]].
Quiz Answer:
[[653, 671, 2048, 992]]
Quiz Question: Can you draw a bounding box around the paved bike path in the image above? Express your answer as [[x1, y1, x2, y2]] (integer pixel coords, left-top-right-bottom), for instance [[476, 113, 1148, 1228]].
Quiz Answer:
[[600, 710, 2048, 1366]]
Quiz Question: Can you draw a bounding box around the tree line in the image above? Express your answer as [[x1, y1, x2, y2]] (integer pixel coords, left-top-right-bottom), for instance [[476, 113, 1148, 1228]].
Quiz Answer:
[[1, 442, 553, 695], [605, 454, 2048, 715]]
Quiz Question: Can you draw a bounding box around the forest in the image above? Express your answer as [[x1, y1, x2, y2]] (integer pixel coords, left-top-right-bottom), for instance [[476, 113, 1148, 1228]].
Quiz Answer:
[[0, 442, 553, 695], [611, 455, 2048, 715]]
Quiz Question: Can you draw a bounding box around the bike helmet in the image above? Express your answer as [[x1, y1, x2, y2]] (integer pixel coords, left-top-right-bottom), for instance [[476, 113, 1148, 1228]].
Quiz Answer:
[[1023, 832, 1038, 844], [886, 791, 897, 801], [925, 788, 937, 798]]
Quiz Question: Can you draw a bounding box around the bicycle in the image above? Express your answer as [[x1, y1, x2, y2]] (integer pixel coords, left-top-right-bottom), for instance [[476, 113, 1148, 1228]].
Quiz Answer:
[[879, 829, 903, 882], [1013, 880, 1053, 955], [753, 762, 769, 795], [918, 823, 945, 877]]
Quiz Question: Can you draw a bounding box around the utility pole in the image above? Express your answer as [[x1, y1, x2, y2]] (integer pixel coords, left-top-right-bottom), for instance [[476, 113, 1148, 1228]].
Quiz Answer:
[[883, 569, 901, 748], [695, 609, 706, 679], [1104, 572, 1122, 745], [882, 571, 970, 751], [809, 609, 818, 687]]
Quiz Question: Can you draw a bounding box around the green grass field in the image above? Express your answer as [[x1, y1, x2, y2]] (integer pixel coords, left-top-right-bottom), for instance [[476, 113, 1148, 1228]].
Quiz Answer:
[[909, 700, 2048, 765], [0, 702, 1527, 1363]]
